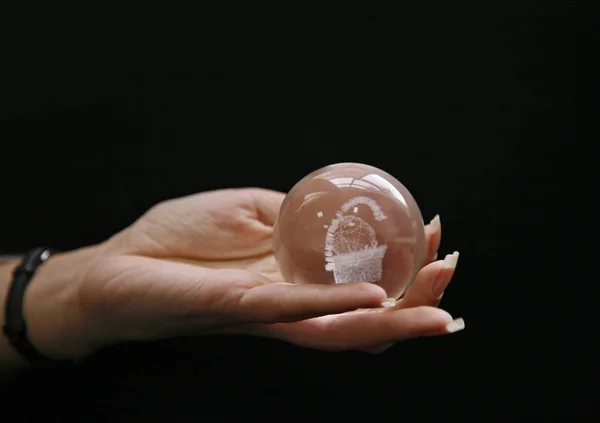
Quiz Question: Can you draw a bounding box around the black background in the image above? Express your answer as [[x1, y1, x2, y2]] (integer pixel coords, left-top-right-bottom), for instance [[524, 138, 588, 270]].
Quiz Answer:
[[0, 3, 588, 421]]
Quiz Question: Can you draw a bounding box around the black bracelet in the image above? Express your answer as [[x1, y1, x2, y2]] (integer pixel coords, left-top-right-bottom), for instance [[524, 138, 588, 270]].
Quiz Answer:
[[2, 247, 62, 366]]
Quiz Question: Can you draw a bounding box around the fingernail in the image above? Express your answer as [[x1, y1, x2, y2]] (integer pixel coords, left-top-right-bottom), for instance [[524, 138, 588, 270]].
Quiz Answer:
[[432, 252, 459, 297], [382, 298, 396, 307], [445, 318, 465, 333], [443, 251, 459, 269], [380, 298, 396, 308], [429, 214, 441, 232]]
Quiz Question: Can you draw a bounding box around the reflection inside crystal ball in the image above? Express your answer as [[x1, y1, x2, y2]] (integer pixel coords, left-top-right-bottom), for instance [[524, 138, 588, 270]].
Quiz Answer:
[[273, 162, 426, 299]]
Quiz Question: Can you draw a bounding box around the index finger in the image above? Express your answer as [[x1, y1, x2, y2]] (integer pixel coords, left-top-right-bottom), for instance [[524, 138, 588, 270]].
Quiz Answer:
[[423, 214, 442, 267], [247, 188, 286, 227]]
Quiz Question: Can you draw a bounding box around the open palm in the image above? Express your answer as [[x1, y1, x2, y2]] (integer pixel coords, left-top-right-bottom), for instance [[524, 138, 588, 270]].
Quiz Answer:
[[79, 188, 461, 354]]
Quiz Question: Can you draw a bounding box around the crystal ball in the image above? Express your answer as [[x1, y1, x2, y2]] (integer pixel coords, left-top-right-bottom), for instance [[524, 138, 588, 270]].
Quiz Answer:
[[273, 162, 426, 299]]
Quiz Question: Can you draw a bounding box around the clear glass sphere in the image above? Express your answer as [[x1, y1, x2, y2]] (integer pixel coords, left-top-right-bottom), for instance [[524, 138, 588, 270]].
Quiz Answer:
[[273, 163, 426, 299]]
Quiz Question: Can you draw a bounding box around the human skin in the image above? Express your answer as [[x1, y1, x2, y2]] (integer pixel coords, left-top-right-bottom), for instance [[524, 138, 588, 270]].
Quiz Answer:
[[0, 188, 463, 381]]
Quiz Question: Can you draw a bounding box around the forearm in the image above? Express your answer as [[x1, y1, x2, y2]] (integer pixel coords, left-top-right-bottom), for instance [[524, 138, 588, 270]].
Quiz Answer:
[[0, 259, 30, 380], [0, 247, 100, 382], [0, 255, 19, 265]]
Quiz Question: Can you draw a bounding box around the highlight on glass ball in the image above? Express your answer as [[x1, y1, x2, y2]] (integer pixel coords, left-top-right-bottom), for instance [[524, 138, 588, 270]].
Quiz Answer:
[[273, 162, 426, 300]]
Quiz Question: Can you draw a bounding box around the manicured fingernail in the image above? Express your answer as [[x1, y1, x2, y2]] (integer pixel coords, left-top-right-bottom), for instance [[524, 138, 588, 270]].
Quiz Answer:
[[429, 214, 441, 232], [446, 318, 465, 333], [443, 251, 459, 269], [432, 252, 459, 297], [381, 298, 396, 307]]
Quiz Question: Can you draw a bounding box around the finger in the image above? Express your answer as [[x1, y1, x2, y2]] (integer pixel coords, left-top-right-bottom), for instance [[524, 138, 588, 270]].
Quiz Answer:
[[423, 215, 442, 267], [247, 188, 286, 227], [398, 251, 459, 310], [238, 276, 388, 323], [267, 306, 464, 351], [362, 251, 459, 352]]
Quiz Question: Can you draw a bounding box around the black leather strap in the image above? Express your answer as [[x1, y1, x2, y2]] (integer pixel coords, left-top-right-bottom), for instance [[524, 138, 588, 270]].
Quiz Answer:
[[2, 247, 60, 365]]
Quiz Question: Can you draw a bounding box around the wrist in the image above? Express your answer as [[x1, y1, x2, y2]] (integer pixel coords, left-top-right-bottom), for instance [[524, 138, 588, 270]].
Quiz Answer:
[[1, 245, 103, 372], [23, 246, 102, 360]]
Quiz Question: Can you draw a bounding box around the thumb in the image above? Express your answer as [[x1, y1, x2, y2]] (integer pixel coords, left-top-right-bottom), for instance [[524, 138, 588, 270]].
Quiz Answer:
[[235, 274, 388, 323]]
